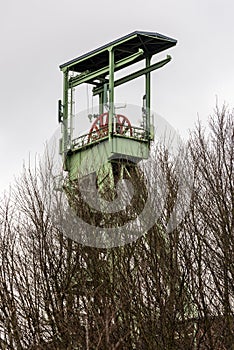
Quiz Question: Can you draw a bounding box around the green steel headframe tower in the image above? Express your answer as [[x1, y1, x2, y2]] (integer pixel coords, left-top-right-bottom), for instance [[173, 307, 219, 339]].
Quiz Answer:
[[59, 31, 177, 183]]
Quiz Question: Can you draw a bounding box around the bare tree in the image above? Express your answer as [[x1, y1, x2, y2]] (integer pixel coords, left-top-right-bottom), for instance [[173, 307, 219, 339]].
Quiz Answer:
[[182, 105, 234, 349], [0, 105, 233, 349]]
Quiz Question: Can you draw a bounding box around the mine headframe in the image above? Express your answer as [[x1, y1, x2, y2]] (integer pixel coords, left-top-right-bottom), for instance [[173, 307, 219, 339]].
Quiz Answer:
[[58, 31, 177, 181]]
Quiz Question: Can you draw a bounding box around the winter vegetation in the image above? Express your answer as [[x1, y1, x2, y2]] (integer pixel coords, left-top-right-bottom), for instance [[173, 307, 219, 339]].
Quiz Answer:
[[0, 106, 233, 349]]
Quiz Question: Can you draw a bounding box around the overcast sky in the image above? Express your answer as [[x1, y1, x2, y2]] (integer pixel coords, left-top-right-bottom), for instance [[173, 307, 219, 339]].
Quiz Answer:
[[1, 0, 234, 193]]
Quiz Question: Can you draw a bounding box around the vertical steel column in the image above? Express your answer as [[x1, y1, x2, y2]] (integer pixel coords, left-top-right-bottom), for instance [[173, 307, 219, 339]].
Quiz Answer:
[[62, 69, 69, 169], [145, 56, 151, 140], [108, 47, 114, 139], [69, 87, 74, 149]]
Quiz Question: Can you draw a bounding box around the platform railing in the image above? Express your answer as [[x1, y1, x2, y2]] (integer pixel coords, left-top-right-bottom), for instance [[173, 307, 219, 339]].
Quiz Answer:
[[71, 125, 147, 151]]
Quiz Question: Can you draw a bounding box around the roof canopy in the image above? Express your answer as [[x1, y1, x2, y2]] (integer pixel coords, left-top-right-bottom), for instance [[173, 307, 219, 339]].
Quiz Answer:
[[60, 31, 177, 73]]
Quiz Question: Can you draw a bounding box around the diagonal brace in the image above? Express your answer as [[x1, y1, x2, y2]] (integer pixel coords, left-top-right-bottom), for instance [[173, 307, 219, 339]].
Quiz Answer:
[[93, 55, 172, 96]]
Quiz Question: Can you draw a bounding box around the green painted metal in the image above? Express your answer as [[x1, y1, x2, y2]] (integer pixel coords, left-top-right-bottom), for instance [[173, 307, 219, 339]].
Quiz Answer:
[[92, 55, 171, 96], [67, 137, 149, 181], [68, 49, 143, 88], [62, 69, 69, 170], [108, 47, 114, 139], [145, 56, 151, 140], [59, 31, 177, 182]]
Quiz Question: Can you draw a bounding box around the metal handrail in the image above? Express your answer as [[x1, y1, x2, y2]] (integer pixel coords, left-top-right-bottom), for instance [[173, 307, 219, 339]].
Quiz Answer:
[[71, 125, 147, 151]]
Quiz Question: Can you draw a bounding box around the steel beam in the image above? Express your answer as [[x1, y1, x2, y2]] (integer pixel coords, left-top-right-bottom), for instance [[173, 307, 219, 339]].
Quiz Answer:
[[146, 56, 151, 138], [62, 69, 69, 169], [109, 48, 114, 138], [69, 49, 144, 88], [92, 55, 171, 96]]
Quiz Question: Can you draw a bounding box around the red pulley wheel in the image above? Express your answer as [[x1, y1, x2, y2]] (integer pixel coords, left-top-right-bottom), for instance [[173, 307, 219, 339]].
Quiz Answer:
[[88, 113, 132, 143]]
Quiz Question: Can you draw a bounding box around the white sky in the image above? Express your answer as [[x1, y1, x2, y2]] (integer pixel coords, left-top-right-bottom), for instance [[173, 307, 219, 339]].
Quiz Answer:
[[1, 0, 234, 193]]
